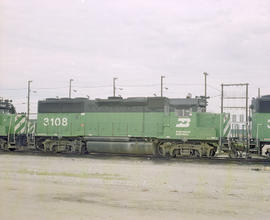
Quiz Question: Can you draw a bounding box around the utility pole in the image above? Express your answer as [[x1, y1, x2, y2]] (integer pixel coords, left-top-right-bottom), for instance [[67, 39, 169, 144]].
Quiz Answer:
[[218, 83, 224, 153], [221, 84, 224, 114], [27, 80, 32, 120], [69, 79, 74, 98], [113, 77, 118, 97], [203, 72, 208, 111], [245, 83, 249, 158], [161, 75, 165, 97]]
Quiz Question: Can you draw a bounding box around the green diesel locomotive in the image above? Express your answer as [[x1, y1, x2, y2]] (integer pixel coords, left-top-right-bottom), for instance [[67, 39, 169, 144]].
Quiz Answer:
[[35, 96, 230, 157]]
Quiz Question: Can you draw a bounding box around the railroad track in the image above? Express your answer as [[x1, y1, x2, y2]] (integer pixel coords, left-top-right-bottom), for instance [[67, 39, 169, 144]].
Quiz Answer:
[[1, 149, 270, 165]]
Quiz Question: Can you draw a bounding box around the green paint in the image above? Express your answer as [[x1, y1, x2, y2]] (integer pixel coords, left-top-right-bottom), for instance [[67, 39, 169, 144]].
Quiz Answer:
[[251, 113, 270, 141], [36, 111, 224, 141]]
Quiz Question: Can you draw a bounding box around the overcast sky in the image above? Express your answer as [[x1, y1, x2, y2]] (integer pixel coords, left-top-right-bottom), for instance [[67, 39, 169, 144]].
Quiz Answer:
[[1, 0, 270, 114]]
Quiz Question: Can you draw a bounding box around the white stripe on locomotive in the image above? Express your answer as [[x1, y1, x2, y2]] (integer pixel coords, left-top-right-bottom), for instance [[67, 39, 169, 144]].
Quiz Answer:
[[14, 115, 26, 134], [223, 113, 231, 137]]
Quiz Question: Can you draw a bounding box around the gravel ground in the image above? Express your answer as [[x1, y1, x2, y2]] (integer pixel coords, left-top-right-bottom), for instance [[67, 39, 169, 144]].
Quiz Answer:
[[0, 154, 270, 220]]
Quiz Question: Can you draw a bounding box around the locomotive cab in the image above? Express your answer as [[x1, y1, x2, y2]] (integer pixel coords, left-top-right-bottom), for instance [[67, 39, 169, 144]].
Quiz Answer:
[[0, 99, 16, 114]]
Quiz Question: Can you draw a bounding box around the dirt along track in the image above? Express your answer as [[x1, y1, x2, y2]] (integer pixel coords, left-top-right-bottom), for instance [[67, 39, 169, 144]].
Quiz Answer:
[[0, 152, 270, 220]]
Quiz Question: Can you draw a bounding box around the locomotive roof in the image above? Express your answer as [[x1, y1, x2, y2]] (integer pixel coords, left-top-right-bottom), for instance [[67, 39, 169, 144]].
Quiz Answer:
[[260, 95, 270, 99], [41, 96, 169, 106], [38, 96, 205, 113], [0, 99, 16, 114], [251, 95, 270, 113], [169, 98, 206, 107]]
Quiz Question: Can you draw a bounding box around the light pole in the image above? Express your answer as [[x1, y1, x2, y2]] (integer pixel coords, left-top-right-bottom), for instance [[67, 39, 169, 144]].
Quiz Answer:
[[69, 79, 74, 98], [27, 80, 32, 120], [256, 124, 262, 154], [113, 77, 118, 97], [161, 75, 165, 97], [245, 84, 249, 158], [203, 72, 208, 98], [203, 72, 208, 111]]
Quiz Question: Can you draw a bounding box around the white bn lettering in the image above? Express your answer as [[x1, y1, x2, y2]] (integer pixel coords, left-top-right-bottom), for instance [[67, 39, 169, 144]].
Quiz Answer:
[[176, 118, 191, 128]]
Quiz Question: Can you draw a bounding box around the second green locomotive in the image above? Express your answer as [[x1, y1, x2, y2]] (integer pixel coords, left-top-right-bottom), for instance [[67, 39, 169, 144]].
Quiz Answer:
[[0, 99, 35, 150], [250, 95, 270, 157]]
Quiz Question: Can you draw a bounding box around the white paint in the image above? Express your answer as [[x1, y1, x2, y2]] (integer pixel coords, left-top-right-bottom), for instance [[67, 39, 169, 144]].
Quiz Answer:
[[267, 119, 270, 129], [43, 117, 68, 127], [176, 130, 191, 136], [176, 118, 191, 128], [262, 145, 270, 156], [14, 116, 26, 133]]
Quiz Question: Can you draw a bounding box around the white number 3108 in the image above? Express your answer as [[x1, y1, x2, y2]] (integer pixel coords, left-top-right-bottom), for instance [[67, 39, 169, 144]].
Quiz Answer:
[[43, 117, 68, 127]]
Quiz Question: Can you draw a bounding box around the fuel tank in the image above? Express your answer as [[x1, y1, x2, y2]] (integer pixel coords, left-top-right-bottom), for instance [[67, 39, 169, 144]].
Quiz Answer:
[[86, 141, 154, 155]]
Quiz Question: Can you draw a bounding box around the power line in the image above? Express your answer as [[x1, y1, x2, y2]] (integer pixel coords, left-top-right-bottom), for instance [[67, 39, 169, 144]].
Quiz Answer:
[[118, 84, 159, 88], [76, 85, 111, 89], [209, 94, 221, 98], [208, 84, 221, 92], [0, 88, 26, 91], [34, 86, 68, 90], [0, 83, 222, 91], [0, 86, 68, 91]]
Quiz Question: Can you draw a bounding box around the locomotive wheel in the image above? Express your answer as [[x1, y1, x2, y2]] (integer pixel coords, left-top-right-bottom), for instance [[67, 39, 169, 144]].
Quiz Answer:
[[157, 146, 164, 156], [209, 149, 215, 158], [38, 144, 45, 151], [170, 149, 177, 158], [156, 142, 164, 156], [52, 145, 58, 153], [80, 145, 88, 154], [0, 141, 7, 151], [1, 143, 8, 151], [192, 150, 200, 158]]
